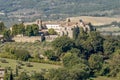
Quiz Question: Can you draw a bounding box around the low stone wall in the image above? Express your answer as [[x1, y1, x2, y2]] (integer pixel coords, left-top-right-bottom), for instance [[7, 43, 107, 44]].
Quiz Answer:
[[45, 35, 58, 42], [12, 36, 42, 42], [13, 35, 59, 42]]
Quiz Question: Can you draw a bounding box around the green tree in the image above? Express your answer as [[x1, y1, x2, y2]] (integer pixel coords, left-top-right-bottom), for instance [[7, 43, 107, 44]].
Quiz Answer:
[[32, 24, 39, 36], [46, 64, 90, 80], [75, 28, 88, 51], [88, 31, 103, 53], [5, 46, 15, 54], [69, 64, 90, 80], [15, 66, 18, 76], [46, 68, 71, 80], [100, 63, 110, 76], [69, 48, 83, 57], [108, 50, 120, 77], [88, 54, 103, 76], [14, 49, 31, 61], [62, 53, 86, 67], [12, 24, 18, 36], [44, 50, 59, 61], [103, 39, 116, 58], [52, 36, 75, 53], [9, 71, 14, 80], [11, 23, 25, 36], [0, 22, 6, 33], [4, 73, 9, 80], [25, 25, 33, 36], [3, 29, 11, 41], [48, 28, 57, 35], [18, 23, 25, 34], [31, 73, 44, 80], [25, 24, 39, 36], [18, 72, 30, 80], [75, 31, 103, 59]]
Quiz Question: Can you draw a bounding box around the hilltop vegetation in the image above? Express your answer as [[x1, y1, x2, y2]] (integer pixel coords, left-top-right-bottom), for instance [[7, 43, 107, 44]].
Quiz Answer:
[[1, 0, 120, 15], [0, 27, 120, 80]]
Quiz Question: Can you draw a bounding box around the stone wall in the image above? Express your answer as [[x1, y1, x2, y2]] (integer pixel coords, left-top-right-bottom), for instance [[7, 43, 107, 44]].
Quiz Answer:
[[12, 35, 59, 42], [12, 36, 42, 42], [45, 35, 58, 42]]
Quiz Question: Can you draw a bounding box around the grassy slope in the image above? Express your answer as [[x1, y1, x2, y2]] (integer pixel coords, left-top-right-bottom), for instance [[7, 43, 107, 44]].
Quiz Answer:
[[0, 42, 61, 74], [93, 76, 117, 80], [0, 58, 60, 73], [69, 16, 120, 26], [0, 42, 52, 56]]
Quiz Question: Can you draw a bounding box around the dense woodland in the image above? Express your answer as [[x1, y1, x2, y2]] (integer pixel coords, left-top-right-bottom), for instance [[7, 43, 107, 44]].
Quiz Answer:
[[0, 22, 120, 80]]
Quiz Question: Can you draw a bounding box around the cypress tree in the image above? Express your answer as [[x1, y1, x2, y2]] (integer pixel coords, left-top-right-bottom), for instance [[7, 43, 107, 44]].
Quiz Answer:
[[16, 66, 18, 76], [9, 70, 14, 80]]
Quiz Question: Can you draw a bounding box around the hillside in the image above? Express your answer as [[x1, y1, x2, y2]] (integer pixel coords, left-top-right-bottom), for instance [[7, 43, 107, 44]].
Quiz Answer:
[[68, 16, 120, 26], [69, 16, 120, 35], [0, 0, 120, 26]]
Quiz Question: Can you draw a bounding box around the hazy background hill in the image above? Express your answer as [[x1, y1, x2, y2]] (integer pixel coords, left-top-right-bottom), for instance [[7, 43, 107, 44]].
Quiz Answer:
[[0, 0, 120, 26]]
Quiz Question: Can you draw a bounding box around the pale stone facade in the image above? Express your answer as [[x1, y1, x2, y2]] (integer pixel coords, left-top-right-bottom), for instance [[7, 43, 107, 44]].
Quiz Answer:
[[36, 19, 42, 30], [11, 18, 95, 42], [12, 36, 42, 42]]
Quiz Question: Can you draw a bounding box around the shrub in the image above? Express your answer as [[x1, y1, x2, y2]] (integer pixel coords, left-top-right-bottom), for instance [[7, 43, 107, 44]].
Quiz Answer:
[[17, 65, 22, 69], [14, 49, 31, 61], [29, 58, 61, 65], [44, 50, 59, 61], [0, 59, 8, 63], [0, 53, 16, 59], [18, 72, 30, 80], [17, 61, 24, 66], [26, 62, 33, 67], [48, 28, 57, 35]]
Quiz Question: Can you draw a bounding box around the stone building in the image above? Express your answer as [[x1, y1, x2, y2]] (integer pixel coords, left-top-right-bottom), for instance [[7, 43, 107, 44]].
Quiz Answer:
[[78, 19, 95, 32], [24, 18, 95, 39], [13, 18, 95, 42]]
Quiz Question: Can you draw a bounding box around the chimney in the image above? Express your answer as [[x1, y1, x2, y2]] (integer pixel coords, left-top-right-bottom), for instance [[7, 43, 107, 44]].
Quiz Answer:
[[66, 18, 71, 26], [36, 19, 42, 30]]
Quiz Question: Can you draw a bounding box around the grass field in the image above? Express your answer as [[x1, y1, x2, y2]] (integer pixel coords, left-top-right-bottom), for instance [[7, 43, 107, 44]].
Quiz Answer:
[[93, 76, 117, 80], [97, 26, 120, 32], [0, 58, 61, 74], [0, 58, 118, 79], [69, 16, 120, 26], [0, 42, 52, 56]]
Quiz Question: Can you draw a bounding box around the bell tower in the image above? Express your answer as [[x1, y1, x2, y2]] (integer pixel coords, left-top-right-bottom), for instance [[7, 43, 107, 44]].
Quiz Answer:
[[36, 19, 42, 30]]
